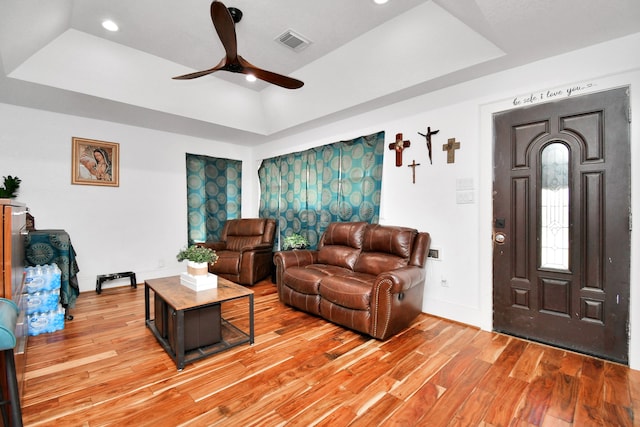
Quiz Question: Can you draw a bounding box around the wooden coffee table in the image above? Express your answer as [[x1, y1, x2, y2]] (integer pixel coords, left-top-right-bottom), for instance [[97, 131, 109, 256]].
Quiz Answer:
[[144, 275, 254, 370]]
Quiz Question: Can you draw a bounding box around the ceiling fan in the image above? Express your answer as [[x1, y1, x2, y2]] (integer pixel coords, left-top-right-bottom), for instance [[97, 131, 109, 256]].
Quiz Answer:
[[172, 1, 304, 89]]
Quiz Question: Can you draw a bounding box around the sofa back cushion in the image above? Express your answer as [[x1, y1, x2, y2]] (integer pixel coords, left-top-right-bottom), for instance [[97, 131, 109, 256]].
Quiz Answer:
[[222, 218, 276, 251], [354, 224, 417, 276], [317, 222, 367, 270]]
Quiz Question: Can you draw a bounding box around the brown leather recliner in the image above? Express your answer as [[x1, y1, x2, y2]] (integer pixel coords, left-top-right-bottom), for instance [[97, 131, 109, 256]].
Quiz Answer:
[[274, 222, 430, 340], [199, 218, 276, 286]]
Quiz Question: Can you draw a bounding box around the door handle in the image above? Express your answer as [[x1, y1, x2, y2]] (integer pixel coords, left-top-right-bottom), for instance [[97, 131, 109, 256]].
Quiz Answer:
[[494, 232, 506, 244]]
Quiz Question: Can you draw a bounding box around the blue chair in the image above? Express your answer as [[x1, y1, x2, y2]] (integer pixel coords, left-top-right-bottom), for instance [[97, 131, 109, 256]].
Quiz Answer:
[[0, 298, 22, 427]]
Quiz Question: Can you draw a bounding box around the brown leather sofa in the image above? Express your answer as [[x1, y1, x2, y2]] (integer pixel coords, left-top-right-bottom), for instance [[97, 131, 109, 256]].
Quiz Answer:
[[274, 222, 430, 340], [198, 218, 276, 286]]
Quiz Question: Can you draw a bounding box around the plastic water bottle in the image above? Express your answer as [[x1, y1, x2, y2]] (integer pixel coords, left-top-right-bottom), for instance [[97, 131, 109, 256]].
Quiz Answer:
[[52, 306, 65, 332], [26, 292, 43, 315], [43, 264, 49, 290], [51, 264, 62, 289], [24, 266, 35, 284]]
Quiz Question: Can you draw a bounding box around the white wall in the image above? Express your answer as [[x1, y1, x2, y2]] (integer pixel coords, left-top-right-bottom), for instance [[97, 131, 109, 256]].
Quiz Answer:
[[1, 32, 638, 369], [0, 105, 253, 293], [254, 33, 640, 369]]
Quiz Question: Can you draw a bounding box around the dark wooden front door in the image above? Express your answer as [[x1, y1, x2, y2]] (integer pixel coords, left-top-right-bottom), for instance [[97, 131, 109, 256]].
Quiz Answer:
[[492, 87, 630, 363]]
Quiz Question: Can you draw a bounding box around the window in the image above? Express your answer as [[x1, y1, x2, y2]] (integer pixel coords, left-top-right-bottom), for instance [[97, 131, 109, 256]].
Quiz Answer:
[[539, 142, 569, 270]]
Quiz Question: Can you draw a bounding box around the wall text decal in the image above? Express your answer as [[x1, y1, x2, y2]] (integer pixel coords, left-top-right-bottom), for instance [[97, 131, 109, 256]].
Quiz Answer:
[[512, 82, 595, 107]]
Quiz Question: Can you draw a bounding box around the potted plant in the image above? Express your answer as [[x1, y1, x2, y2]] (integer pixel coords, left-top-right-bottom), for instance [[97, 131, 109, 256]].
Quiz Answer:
[[176, 245, 218, 276], [282, 233, 310, 250], [0, 175, 21, 198]]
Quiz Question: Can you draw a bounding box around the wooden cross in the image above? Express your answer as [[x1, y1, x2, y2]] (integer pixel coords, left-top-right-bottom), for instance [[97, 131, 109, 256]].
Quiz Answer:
[[442, 138, 461, 164], [418, 126, 439, 164], [388, 133, 410, 166], [407, 160, 420, 184]]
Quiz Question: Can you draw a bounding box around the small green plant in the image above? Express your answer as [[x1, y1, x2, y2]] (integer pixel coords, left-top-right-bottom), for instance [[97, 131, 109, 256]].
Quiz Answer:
[[282, 233, 309, 250], [0, 175, 21, 198], [176, 245, 218, 264]]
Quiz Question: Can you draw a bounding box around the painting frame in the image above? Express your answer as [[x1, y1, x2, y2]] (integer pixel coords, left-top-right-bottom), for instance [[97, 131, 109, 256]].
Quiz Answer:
[[71, 137, 120, 187]]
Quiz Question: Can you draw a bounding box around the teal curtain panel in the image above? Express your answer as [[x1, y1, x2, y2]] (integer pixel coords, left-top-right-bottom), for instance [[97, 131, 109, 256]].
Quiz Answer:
[[258, 130, 384, 249], [186, 154, 242, 244]]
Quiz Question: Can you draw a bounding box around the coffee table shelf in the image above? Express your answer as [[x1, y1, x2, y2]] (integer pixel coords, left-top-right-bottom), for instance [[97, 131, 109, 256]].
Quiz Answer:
[[144, 276, 254, 370]]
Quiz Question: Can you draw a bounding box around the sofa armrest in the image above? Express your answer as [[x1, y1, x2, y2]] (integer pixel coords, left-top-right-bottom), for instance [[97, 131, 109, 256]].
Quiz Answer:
[[273, 250, 318, 287], [376, 266, 426, 294], [370, 266, 426, 340], [273, 250, 318, 270]]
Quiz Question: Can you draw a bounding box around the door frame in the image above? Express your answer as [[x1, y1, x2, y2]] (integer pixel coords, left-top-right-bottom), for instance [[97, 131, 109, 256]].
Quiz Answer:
[[478, 76, 640, 369]]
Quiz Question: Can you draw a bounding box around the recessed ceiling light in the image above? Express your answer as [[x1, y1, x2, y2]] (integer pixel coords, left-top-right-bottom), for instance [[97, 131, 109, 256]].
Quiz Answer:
[[373, 0, 389, 4], [246, 74, 257, 82], [102, 20, 119, 32]]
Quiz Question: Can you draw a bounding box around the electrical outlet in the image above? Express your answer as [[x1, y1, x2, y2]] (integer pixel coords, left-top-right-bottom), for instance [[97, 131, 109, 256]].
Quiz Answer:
[[428, 248, 441, 260], [440, 278, 448, 287], [456, 190, 475, 204], [456, 177, 474, 190]]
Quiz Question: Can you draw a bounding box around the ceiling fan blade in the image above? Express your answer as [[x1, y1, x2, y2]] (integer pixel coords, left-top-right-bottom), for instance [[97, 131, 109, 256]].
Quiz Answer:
[[172, 58, 226, 79], [251, 69, 305, 90], [238, 56, 304, 89], [210, 1, 237, 60], [172, 69, 217, 80]]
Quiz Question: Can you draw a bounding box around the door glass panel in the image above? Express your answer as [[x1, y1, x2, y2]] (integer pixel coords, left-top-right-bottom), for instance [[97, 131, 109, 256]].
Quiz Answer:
[[540, 143, 569, 269]]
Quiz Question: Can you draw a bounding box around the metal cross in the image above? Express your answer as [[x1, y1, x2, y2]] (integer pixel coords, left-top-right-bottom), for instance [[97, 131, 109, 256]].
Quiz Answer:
[[418, 126, 439, 164]]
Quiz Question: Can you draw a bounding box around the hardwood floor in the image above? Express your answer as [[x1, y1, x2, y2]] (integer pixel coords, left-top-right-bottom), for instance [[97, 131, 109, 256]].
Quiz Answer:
[[21, 279, 639, 426]]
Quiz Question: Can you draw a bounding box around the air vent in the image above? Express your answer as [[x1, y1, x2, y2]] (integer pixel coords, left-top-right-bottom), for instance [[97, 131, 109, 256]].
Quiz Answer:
[[276, 29, 311, 52]]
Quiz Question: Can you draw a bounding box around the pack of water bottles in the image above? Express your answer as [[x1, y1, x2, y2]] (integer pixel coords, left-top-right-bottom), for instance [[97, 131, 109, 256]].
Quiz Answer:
[[25, 264, 62, 293], [25, 306, 66, 336], [24, 264, 65, 336], [26, 289, 61, 315]]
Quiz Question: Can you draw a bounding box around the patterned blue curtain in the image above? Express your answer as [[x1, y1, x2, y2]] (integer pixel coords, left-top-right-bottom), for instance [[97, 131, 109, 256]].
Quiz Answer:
[[258, 131, 384, 249], [186, 154, 241, 244]]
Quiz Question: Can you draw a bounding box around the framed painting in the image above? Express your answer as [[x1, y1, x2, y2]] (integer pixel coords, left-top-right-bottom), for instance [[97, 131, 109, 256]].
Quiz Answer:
[[71, 137, 119, 187]]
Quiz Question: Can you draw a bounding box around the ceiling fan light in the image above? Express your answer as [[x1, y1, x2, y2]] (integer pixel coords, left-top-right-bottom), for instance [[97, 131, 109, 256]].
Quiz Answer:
[[102, 20, 119, 32], [246, 74, 257, 82]]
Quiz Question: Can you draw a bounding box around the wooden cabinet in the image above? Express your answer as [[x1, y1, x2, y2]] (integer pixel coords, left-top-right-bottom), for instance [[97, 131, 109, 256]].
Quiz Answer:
[[1, 199, 28, 399]]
